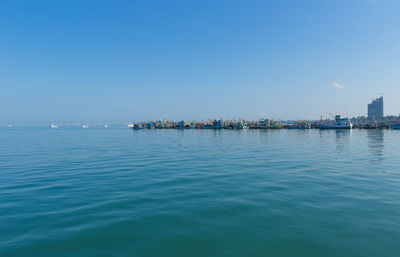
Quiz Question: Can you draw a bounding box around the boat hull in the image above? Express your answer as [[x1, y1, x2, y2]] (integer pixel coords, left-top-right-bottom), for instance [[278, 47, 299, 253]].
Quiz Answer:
[[320, 124, 352, 129]]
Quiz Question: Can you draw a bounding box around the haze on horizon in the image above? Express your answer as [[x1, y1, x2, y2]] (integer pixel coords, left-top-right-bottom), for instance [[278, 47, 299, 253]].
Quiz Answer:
[[1, 0, 400, 125]]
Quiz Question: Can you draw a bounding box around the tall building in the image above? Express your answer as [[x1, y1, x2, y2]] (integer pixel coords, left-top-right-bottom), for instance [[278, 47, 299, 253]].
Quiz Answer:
[[368, 96, 384, 120]]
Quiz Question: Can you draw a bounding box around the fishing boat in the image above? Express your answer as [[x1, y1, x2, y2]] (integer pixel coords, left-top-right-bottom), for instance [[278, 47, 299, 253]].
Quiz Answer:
[[145, 122, 156, 129], [287, 121, 310, 129], [184, 124, 195, 129], [201, 120, 223, 129], [267, 120, 283, 129], [234, 120, 248, 129], [320, 115, 352, 129], [391, 124, 400, 129], [288, 124, 310, 129], [177, 121, 186, 129], [200, 124, 213, 129], [132, 123, 143, 129], [256, 119, 283, 129], [213, 120, 224, 129], [359, 123, 378, 129], [259, 119, 269, 128]]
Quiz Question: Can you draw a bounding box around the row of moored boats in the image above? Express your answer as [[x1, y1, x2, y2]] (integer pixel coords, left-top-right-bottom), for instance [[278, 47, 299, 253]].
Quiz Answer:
[[128, 116, 400, 130]]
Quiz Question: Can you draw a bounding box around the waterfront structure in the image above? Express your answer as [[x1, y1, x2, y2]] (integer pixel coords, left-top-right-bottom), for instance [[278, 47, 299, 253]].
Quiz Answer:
[[368, 97, 384, 120]]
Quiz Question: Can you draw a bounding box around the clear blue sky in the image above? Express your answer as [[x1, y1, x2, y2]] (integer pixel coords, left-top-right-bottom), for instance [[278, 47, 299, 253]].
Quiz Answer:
[[1, 0, 400, 124]]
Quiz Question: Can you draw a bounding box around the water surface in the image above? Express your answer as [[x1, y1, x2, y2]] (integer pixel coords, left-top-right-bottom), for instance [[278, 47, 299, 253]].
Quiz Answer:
[[1, 127, 400, 256]]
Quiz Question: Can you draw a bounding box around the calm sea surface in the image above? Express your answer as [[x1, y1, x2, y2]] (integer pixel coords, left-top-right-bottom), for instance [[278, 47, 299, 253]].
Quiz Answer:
[[1, 127, 400, 257]]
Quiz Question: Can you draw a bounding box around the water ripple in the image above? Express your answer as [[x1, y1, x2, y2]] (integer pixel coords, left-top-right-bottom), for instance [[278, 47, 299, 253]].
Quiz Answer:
[[1, 128, 400, 256]]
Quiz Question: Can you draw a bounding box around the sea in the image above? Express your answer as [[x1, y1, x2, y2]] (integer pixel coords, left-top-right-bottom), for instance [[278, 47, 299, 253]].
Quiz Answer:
[[1, 127, 400, 257]]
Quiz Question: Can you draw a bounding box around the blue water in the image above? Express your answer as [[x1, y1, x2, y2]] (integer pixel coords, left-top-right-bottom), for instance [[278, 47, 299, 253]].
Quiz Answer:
[[1, 127, 400, 257]]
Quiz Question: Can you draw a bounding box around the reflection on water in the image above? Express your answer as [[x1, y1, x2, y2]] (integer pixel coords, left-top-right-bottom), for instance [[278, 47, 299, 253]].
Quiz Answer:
[[335, 129, 351, 152], [367, 129, 384, 161]]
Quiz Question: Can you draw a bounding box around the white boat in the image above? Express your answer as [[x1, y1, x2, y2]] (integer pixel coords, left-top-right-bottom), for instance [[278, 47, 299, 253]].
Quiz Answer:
[[50, 124, 59, 128], [104, 124, 108, 128], [82, 125, 89, 128], [132, 123, 144, 129], [320, 115, 352, 129]]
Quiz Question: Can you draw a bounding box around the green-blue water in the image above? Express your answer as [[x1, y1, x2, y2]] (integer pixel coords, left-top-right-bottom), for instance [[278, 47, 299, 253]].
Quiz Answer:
[[1, 127, 400, 257]]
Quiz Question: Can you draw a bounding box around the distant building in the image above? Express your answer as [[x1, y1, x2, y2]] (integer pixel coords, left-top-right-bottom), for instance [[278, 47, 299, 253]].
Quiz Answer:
[[368, 96, 384, 120]]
